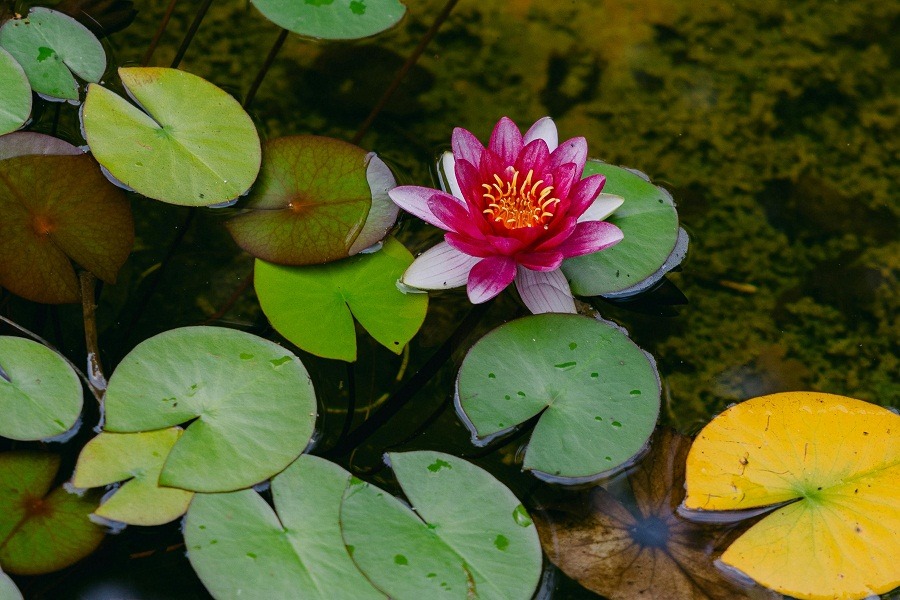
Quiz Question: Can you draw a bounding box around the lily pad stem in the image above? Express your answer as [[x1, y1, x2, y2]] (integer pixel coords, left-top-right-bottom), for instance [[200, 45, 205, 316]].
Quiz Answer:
[[79, 271, 107, 399], [243, 28, 289, 109], [170, 0, 214, 69], [141, 0, 179, 67]]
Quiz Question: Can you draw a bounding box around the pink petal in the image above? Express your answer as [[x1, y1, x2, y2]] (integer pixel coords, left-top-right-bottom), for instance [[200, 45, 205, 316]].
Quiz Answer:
[[514, 138, 550, 175], [388, 186, 462, 231], [556, 221, 624, 258], [454, 157, 487, 213], [439, 151, 463, 200], [467, 256, 517, 303], [401, 241, 480, 290], [549, 162, 579, 203], [488, 117, 523, 165], [427, 194, 483, 239], [477, 147, 507, 184], [534, 216, 578, 251], [515, 266, 576, 314], [547, 137, 588, 174], [523, 117, 558, 152], [445, 232, 495, 258], [568, 173, 607, 216], [485, 234, 526, 255], [578, 193, 624, 223], [516, 250, 564, 271], [452, 127, 485, 166]]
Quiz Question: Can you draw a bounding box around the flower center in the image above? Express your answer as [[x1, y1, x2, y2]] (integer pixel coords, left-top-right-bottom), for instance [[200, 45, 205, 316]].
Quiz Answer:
[[482, 168, 560, 229]]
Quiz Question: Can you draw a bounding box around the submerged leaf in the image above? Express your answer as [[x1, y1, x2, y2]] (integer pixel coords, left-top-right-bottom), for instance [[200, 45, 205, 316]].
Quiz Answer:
[[682, 392, 900, 600], [251, 0, 407, 40]]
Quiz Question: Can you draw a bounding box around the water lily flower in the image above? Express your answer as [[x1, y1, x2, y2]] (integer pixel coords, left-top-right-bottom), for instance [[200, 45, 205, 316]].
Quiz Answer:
[[388, 116, 624, 313]]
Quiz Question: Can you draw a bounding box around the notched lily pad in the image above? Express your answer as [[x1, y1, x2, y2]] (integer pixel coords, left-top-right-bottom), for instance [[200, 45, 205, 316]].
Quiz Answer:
[[0, 7, 105, 101], [254, 236, 427, 362], [0, 47, 31, 135], [82, 67, 261, 206], [456, 314, 660, 482], [563, 162, 686, 297], [0, 153, 133, 304], [185, 455, 384, 600], [103, 326, 317, 493], [0, 452, 105, 575], [71, 428, 194, 526], [0, 336, 82, 441], [251, 0, 407, 40], [226, 135, 398, 265], [340, 451, 542, 600]]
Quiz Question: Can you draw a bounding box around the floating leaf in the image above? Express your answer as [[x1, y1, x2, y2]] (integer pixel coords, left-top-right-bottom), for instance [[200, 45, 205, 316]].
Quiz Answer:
[[254, 236, 427, 362], [103, 326, 317, 493], [71, 428, 193, 526], [456, 314, 660, 482], [341, 451, 542, 600], [82, 67, 261, 206], [0, 452, 104, 575], [0, 131, 82, 160], [0, 153, 133, 303], [536, 429, 773, 600], [225, 136, 398, 265], [185, 455, 384, 600], [562, 162, 685, 297], [251, 0, 407, 40], [0, 48, 31, 135], [682, 392, 900, 600], [0, 7, 105, 101], [0, 336, 82, 441]]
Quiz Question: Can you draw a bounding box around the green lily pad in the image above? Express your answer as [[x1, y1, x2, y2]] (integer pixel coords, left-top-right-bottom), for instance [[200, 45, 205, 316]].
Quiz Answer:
[[185, 455, 385, 600], [251, 0, 407, 40], [225, 136, 398, 265], [456, 314, 660, 482], [254, 236, 427, 362], [103, 326, 317, 493], [0, 48, 31, 135], [0, 336, 82, 441], [0, 452, 105, 575], [562, 161, 685, 297], [0, 570, 22, 600], [71, 428, 194, 526], [341, 451, 542, 600], [0, 131, 81, 160], [81, 67, 261, 206], [0, 7, 105, 101], [0, 153, 133, 304]]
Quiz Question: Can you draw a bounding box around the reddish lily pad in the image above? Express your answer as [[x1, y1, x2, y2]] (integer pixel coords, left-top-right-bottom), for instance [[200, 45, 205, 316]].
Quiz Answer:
[[0, 153, 134, 303], [226, 136, 398, 265], [0, 131, 82, 160], [0, 452, 105, 575]]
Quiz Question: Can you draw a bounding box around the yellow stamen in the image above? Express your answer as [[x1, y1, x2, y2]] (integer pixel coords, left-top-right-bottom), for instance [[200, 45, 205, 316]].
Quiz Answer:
[[481, 167, 560, 229]]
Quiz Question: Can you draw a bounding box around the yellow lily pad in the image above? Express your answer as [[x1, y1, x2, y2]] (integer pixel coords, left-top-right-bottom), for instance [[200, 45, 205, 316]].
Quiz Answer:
[[682, 391, 900, 600]]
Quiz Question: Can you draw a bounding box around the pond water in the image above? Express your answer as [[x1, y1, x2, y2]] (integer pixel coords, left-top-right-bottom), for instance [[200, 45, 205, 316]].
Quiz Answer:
[[1, 0, 898, 598]]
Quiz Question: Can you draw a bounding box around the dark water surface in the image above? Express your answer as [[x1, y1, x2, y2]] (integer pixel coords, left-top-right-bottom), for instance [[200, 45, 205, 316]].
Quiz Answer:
[[5, 0, 898, 598]]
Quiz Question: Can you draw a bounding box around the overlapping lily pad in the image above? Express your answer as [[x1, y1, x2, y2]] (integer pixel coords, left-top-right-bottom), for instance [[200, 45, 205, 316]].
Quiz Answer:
[[562, 162, 685, 297], [72, 428, 194, 525], [0, 48, 31, 135], [226, 136, 398, 265], [456, 314, 660, 482], [682, 392, 900, 600], [0, 7, 105, 101], [82, 67, 261, 206], [103, 326, 317, 493], [0, 336, 82, 441], [0, 452, 104, 575], [340, 451, 542, 599], [0, 153, 133, 304], [251, 0, 407, 40], [185, 455, 384, 600], [0, 131, 81, 160], [254, 236, 428, 362]]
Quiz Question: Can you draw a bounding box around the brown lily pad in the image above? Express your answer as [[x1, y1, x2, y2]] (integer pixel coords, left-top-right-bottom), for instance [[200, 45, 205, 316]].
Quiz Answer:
[[0, 153, 134, 303], [535, 429, 776, 600]]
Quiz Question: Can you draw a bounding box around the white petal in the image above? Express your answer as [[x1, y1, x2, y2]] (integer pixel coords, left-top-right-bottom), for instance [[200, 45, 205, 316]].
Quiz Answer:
[[515, 266, 576, 314], [438, 151, 463, 200], [523, 117, 558, 152], [401, 241, 480, 290], [578, 193, 625, 223]]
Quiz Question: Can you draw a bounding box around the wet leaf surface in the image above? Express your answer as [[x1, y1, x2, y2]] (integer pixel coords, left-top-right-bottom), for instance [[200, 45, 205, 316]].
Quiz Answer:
[[0, 336, 82, 441], [0, 131, 82, 160], [456, 314, 660, 482], [683, 392, 900, 600], [226, 136, 398, 265], [0, 452, 104, 575], [0, 7, 105, 101], [254, 236, 428, 362], [72, 428, 194, 526], [0, 153, 133, 304], [0, 48, 31, 135], [103, 326, 317, 493], [251, 0, 407, 40], [185, 454, 385, 600], [340, 451, 542, 600]]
